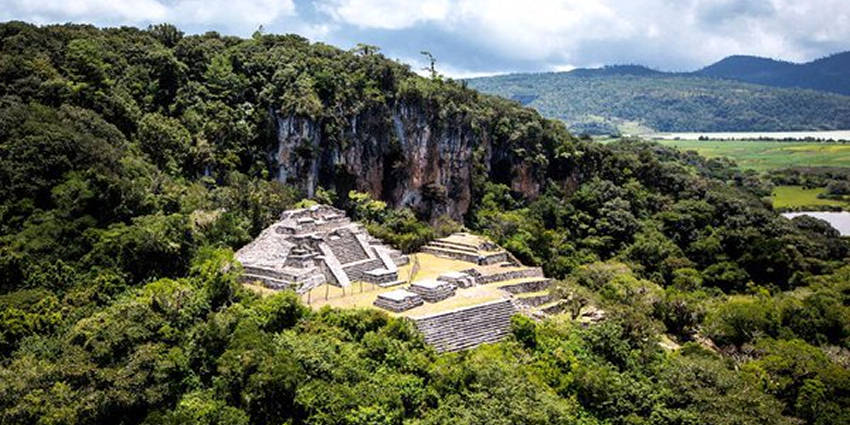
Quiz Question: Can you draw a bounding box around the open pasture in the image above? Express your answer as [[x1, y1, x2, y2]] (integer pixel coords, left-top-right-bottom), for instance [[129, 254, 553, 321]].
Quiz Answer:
[[656, 139, 850, 171]]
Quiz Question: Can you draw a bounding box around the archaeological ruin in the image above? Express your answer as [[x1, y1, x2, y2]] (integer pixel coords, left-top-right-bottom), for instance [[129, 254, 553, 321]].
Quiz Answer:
[[236, 205, 590, 352]]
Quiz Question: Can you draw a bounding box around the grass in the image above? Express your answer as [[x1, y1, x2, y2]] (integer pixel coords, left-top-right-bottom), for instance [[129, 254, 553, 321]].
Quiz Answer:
[[400, 253, 475, 282], [770, 185, 850, 209], [655, 139, 850, 171], [299, 279, 509, 319]]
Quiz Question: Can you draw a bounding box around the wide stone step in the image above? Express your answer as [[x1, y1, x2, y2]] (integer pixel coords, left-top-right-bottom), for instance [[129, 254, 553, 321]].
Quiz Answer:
[[378, 279, 405, 288], [415, 307, 515, 330], [242, 265, 288, 280], [428, 331, 511, 350], [413, 300, 517, 352], [432, 238, 481, 251], [319, 243, 350, 287], [420, 246, 480, 263], [426, 241, 479, 254]]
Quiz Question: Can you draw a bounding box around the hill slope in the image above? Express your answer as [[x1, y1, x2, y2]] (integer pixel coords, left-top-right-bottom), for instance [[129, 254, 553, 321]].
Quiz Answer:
[[697, 52, 850, 96], [467, 68, 850, 134], [1, 22, 850, 425]]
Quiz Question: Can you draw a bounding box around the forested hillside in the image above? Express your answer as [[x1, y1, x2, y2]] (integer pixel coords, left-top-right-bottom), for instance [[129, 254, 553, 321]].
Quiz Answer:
[[467, 66, 850, 134], [1, 22, 850, 425], [697, 52, 850, 96]]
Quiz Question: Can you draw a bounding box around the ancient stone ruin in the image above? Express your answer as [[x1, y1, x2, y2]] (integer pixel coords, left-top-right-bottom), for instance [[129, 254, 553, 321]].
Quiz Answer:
[[236, 207, 584, 353], [235, 205, 408, 293]]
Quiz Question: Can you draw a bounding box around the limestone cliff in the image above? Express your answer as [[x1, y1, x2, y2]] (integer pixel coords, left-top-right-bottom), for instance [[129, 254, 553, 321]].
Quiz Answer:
[[272, 100, 552, 220]]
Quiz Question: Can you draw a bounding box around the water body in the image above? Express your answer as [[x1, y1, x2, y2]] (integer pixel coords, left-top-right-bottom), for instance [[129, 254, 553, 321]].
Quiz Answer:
[[782, 211, 850, 236], [648, 130, 850, 141]]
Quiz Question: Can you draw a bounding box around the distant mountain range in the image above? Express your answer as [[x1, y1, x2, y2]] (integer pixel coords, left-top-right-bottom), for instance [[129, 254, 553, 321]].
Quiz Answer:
[[466, 52, 850, 134], [697, 52, 850, 96]]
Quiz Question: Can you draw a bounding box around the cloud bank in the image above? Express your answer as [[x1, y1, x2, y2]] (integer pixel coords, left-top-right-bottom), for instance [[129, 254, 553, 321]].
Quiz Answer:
[[2, 0, 848, 77]]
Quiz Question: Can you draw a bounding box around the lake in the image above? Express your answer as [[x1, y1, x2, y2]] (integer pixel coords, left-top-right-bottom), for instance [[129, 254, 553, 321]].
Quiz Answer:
[[647, 130, 850, 141], [782, 211, 850, 236]]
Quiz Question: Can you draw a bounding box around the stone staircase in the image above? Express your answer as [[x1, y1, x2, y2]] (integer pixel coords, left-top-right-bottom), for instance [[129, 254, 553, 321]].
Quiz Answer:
[[421, 234, 509, 265], [420, 245, 481, 264], [413, 299, 517, 352]]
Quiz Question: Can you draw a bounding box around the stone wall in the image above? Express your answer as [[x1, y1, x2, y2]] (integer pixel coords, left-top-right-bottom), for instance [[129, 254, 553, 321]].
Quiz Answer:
[[476, 267, 544, 285], [419, 246, 479, 263], [515, 293, 553, 307], [341, 258, 385, 281], [500, 278, 552, 294], [479, 252, 508, 265]]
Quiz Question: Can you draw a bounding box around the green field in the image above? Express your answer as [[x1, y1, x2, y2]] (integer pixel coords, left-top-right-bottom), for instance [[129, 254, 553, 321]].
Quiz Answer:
[[655, 139, 850, 171], [770, 185, 850, 209]]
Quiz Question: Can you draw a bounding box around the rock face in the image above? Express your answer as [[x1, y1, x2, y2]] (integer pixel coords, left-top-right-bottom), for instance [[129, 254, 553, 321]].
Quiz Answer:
[[272, 102, 544, 221]]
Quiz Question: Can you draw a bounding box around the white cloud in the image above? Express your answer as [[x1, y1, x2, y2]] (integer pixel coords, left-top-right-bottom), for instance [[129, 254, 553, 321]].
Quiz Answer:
[[317, 0, 451, 30], [551, 64, 577, 72], [170, 0, 295, 29], [7, 0, 169, 23], [2, 0, 296, 34], [316, 0, 850, 70], [2, 0, 849, 72]]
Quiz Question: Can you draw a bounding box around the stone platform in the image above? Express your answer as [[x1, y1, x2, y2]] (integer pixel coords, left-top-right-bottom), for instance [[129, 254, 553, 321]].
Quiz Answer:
[[409, 280, 456, 302], [373, 289, 424, 312], [420, 233, 510, 265]]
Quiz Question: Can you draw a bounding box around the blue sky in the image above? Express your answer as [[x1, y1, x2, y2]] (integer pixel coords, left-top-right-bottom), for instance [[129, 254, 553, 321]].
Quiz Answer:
[[2, 0, 848, 77]]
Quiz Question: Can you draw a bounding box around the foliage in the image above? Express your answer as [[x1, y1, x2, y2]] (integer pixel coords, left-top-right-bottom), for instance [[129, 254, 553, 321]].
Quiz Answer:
[[468, 67, 850, 134], [0, 22, 849, 425]]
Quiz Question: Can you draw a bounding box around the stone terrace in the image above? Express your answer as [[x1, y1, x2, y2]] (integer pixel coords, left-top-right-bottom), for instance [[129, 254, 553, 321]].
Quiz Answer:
[[420, 233, 509, 265]]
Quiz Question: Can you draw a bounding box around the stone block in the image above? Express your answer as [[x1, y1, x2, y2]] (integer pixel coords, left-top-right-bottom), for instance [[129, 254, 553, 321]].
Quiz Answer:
[[373, 289, 424, 312], [410, 280, 456, 302]]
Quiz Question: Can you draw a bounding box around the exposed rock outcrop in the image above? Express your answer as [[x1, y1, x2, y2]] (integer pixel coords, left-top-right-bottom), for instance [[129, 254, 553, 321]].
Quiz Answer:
[[272, 101, 548, 220]]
